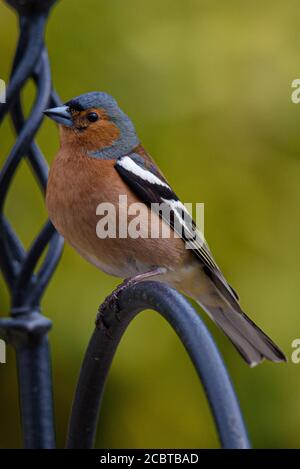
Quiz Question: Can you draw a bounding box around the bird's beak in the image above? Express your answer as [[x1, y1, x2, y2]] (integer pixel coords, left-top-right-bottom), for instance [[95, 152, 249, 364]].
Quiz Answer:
[[43, 105, 73, 127]]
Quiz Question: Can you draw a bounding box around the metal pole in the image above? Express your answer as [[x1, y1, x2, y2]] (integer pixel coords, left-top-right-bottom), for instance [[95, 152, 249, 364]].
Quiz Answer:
[[0, 0, 62, 448]]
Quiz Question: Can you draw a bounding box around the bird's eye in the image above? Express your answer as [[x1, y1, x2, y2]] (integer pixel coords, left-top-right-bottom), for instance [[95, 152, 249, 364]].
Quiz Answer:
[[87, 112, 99, 123]]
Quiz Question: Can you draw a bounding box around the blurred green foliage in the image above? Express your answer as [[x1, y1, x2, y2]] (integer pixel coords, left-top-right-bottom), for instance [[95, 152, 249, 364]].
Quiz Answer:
[[1, 0, 300, 449]]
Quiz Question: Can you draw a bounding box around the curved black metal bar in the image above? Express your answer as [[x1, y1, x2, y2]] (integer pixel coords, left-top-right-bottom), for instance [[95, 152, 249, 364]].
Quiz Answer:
[[0, 0, 63, 448], [0, 52, 51, 211], [13, 221, 63, 308], [0, 14, 46, 123], [2, 217, 25, 262], [0, 217, 19, 288], [67, 281, 250, 449]]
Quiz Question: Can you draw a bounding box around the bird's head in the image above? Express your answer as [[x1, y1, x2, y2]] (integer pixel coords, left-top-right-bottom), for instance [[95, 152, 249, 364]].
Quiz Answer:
[[44, 92, 139, 159]]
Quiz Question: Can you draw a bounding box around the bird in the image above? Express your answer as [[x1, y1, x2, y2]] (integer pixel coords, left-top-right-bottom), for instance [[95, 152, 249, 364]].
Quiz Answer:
[[44, 91, 286, 367]]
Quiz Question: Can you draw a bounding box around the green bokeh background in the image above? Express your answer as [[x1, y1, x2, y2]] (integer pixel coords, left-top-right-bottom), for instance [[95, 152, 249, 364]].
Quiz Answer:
[[1, 0, 300, 449]]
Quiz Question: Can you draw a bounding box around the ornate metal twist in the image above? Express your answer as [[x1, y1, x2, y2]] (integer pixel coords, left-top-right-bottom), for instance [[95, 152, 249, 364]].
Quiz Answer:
[[0, 0, 251, 450], [0, 0, 63, 449]]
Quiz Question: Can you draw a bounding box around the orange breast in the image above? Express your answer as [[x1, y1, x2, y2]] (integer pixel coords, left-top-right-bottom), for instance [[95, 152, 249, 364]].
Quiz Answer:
[[46, 146, 188, 278]]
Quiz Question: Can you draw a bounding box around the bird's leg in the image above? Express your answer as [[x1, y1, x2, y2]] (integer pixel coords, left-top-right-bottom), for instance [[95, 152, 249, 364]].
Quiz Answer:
[[96, 267, 167, 330]]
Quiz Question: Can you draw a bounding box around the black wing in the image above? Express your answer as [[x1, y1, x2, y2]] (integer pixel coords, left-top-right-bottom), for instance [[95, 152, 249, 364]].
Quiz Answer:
[[115, 153, 239, 302]]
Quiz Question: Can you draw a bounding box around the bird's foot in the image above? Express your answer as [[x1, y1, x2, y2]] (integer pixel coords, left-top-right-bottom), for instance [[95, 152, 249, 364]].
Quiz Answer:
[[96, 277, 137, 330], [96, 267, 166, 331]]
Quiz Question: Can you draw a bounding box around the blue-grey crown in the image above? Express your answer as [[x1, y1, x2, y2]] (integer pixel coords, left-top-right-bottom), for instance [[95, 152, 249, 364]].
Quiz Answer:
[[66, 92, 119, 115], [66, 91, 140, 159]]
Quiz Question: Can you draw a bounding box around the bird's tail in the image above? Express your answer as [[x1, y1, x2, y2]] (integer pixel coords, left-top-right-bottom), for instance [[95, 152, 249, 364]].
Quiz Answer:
[[186, 268, 286, 367]]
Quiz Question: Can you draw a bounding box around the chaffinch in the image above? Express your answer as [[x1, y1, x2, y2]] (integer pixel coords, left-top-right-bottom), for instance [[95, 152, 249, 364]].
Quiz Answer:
[[44, 91, 286, 366]]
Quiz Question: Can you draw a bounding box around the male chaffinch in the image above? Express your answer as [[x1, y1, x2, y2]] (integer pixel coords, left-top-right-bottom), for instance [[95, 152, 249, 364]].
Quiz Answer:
[[44, 91, 286, 367]]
